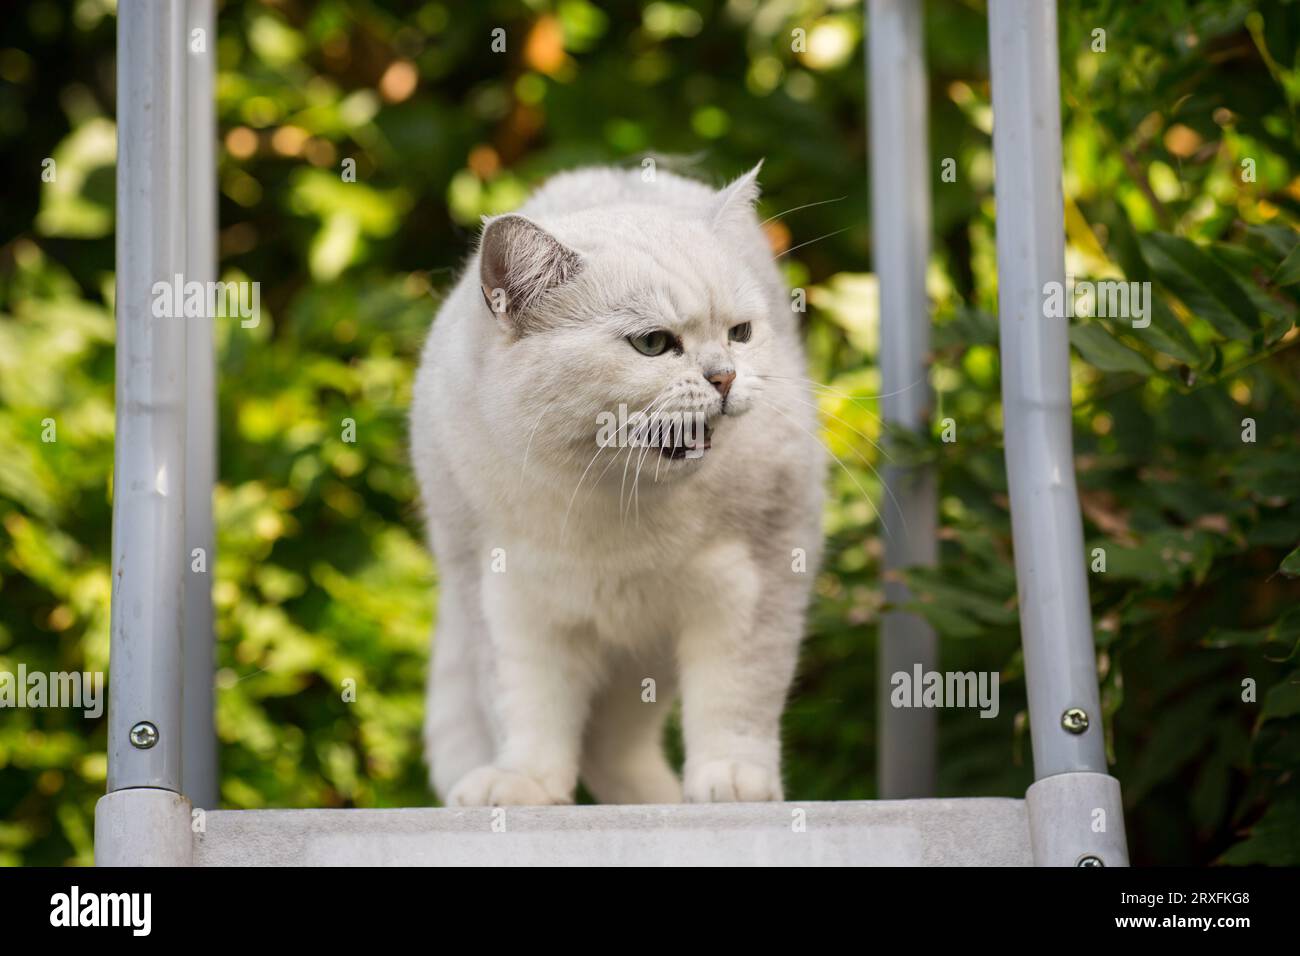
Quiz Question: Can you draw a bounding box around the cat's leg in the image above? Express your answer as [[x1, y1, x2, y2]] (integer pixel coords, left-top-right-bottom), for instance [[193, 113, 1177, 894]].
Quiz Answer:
[[425, 568, 495, 803], [580, 652, 681, 804], [445, 578, 603, 806], [677, 542, 802, 803]]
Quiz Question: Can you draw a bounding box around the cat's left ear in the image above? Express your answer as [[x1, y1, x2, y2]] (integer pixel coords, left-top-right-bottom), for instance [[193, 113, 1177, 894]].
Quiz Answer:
[[711, 160, 764, 235], [478, 214, 583, 332]]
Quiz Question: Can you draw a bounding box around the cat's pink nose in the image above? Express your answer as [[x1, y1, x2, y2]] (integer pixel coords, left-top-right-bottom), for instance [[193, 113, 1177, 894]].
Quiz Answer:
[[707, 370, 736, 398]]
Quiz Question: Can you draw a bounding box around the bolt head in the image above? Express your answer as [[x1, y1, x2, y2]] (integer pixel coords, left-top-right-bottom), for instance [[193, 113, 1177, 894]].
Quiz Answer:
[[129, 721, 159, 749], [1077, 854, 1105, 867], [1061, 707, 1090, 734]]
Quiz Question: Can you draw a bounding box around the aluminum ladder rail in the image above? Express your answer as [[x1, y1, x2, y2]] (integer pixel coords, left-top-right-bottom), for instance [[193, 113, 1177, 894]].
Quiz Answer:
[[868, 0, 939, 801], [869, 0, 1128, 864], [96, 0, 1126, 866], [95, 0, 217, 865]]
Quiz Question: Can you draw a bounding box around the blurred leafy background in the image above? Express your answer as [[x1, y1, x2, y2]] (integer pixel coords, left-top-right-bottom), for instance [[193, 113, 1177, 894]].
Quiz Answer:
[[1, 0, 1298, 866]]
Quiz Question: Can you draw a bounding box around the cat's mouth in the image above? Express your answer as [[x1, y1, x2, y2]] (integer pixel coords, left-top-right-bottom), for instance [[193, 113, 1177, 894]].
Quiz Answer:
[[659, 422, 713, 460]]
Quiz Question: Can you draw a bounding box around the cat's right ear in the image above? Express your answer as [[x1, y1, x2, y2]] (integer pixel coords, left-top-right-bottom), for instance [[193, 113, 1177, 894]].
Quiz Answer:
[[478, 214, 582, 331]]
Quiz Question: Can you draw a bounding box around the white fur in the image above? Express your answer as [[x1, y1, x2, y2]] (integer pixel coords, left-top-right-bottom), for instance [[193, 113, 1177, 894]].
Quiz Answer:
[[410, 164, 825, 805]]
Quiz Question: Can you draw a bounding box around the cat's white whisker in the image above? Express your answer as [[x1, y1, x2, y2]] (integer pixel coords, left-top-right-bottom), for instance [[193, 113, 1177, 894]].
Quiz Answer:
[[588, 426, 642, 507], [561, 437, 619, 539], [631, 392, 676, 509], [595, 390, 676, 515], [562, 396, 667, 539], [759, 195, 847, 227], [517, 397, 560, 494], [633, 392, 690, 520], [756, 373, 926, 406], [773, 225, 851, 260], [625, 398, 674, 526], [619, 400, 672, 520], [754, 395, 901, 540], [778, 391, 893, 462], [565, 389, 678, 533]]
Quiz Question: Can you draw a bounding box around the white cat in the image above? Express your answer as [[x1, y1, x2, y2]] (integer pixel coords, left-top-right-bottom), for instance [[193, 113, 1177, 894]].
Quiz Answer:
[[410, 163, 825, 805]]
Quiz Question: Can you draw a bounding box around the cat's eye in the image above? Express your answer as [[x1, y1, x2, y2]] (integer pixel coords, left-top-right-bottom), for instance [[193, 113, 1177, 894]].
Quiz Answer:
[[628, 330, 673, 356], [728, 322, 753, 344]]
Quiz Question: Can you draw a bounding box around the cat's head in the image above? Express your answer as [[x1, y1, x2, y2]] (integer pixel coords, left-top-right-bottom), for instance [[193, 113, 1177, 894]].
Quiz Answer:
[[476, 165, 785, 489]]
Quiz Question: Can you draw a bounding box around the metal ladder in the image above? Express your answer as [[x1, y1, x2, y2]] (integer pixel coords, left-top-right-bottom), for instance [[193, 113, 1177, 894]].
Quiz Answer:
[[95, 0, 1128, 867]]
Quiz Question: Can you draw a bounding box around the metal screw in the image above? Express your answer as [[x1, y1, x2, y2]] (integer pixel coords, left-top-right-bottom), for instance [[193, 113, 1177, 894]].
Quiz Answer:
[[129, 721, 159, 749], [1077, 854, 1104, 867], [1061, 707, 1089, 734]]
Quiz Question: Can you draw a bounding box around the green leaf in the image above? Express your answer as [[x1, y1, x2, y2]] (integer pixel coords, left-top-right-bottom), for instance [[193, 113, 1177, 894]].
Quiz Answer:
[[1282, 545, 1300, 578], [1191, 751, 1230, 834], [1276, 242, 1300, 287], [1204, 608, 1300, 662], [1261, 678, 1300, 722], [1089, 198, 1150, 281], [1273, 610, 1300, 662], [899, 601, 986, 639], [34, 118, 116, 239], [1220, 788, 1300, 866], [1244, 224, 1298, 261], [1098, 529, 1214, 587], [1201, 627, 1271, 649], [1141, 233, 1261, 340], [1069, 322, 1153, 374], [1142, 296, 1205, 367]]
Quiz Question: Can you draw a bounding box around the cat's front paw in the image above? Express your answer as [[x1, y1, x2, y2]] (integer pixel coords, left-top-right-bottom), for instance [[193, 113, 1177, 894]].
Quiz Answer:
[[446, 765, 574, 806], [684, 759, 782, 803]]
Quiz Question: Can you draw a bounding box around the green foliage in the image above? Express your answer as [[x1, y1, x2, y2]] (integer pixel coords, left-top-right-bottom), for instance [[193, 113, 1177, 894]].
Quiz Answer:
[[0, 0, 1297, 866]]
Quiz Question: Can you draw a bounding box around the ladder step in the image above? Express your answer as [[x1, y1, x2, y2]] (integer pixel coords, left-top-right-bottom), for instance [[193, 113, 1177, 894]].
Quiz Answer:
[[194, 799, 1030, 866]]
